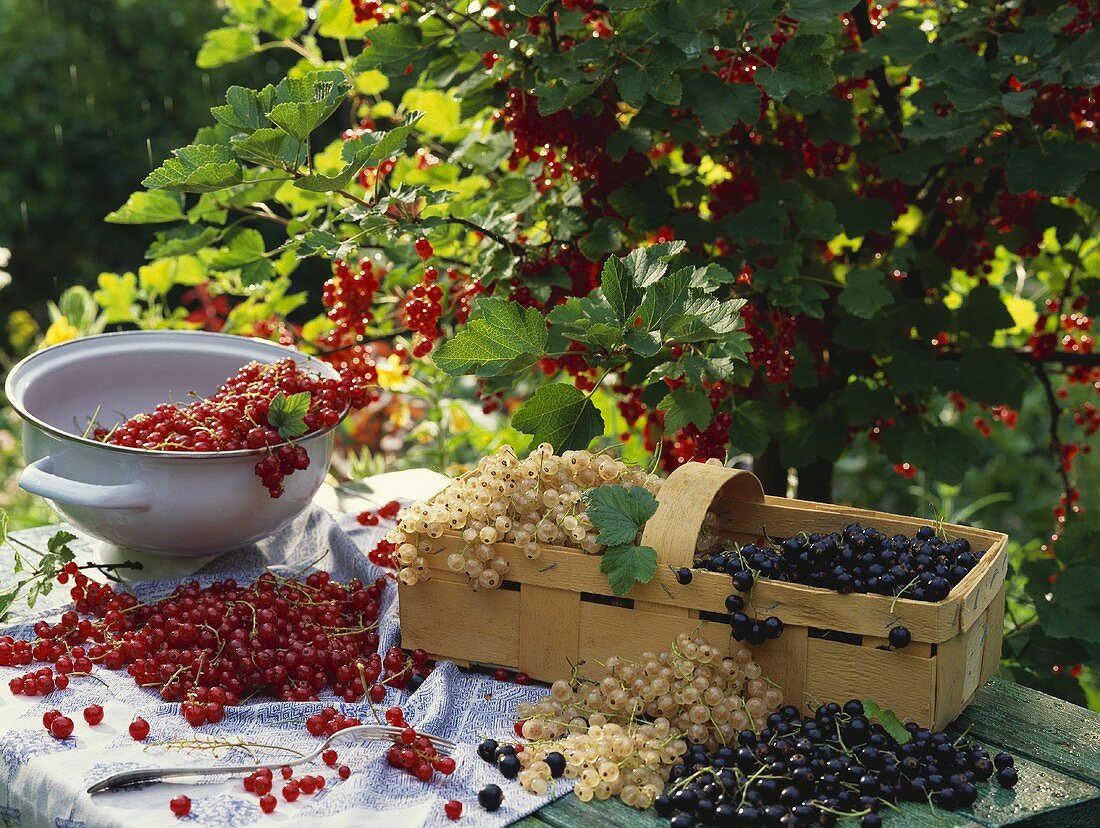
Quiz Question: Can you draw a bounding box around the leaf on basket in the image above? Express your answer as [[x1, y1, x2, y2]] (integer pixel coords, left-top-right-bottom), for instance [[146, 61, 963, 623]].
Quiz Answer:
[[862, 699, 912, 744], [585, 484, 658, 547], [600, 543, 658, 597], [267, 391, 311, 439]]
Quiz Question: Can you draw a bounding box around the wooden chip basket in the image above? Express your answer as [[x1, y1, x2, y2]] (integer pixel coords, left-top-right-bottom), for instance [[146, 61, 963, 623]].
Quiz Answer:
[[399, 462, 1009, 729]]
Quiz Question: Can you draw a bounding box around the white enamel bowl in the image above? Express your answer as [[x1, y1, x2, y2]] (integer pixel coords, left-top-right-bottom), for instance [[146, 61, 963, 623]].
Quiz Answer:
[[5, 330, 346, 556]]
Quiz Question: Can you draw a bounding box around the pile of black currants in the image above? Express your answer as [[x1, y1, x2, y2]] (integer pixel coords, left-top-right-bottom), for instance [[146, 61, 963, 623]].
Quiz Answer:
[[656, 700, 1018, 827], [695, 524, 983, 604]]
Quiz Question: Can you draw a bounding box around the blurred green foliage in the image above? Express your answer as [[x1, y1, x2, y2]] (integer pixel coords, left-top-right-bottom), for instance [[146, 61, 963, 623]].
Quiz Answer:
[[0, 0, 284, 320]]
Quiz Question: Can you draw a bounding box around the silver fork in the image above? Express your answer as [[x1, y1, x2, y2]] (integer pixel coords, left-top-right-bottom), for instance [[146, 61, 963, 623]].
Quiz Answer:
[[87, 724, 457, 795]]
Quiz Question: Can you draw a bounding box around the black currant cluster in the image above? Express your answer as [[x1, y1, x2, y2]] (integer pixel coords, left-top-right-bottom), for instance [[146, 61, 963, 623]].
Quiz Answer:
[[695, 524, 982, 604], [655, 700, 1017, 828], [725, 594, 784, 645]]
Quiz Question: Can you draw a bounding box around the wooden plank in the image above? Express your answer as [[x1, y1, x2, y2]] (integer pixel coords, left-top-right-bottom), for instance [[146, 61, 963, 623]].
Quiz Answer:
[[519, 585, 581, 681], [950, 678, 1100, 787], [964, 752, 1100, 827], [753, 624, 809, 714], [576, 602, 733, 671], [805, 637, 936, 725], [398, 576, 520, 667], [863, 634, 934, 659], [422, 533, 963, 642], [532, 793, 665, 828]]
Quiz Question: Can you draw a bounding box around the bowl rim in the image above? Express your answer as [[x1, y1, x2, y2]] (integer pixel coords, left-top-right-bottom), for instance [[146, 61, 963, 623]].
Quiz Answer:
[[5, 329, 350, 459]]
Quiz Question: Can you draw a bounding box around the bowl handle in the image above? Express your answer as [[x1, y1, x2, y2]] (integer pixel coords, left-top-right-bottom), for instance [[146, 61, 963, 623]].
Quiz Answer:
[[19, 457, 151, 510]]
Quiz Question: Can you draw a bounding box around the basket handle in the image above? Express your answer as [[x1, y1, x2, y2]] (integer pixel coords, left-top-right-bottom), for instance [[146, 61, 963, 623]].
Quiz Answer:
[[640, 463, 766, 569]]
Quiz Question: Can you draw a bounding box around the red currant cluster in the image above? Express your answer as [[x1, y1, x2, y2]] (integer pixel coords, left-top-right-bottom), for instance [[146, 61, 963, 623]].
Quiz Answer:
[[95, 358, 371, 499], [403, 263, 444, 358], [41, 704, 103, 740], [305, 705, 362, 737], [10, 569, 393, 719], [350, 0, 387, 24], [1030, 296, 1095, 361], [320, 258, 381, 349], [356, 499, 401, 526], [492, 667, 531, 685], [8, 665, 68, 696], [243, 764, 331, 814], [741, 304, 798, 385], [382, 705, 457, 782]]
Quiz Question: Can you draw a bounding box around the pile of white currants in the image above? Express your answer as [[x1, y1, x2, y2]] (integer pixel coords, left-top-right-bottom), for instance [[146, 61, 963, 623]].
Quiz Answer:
[[387, 444, 662, 589]]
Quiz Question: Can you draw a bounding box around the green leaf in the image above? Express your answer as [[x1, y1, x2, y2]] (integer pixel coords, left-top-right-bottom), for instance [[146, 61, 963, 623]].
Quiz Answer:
[[537, 81, 602, 115], [638, 267, 692, 331], [197, 27, 257, 69], [434, 298, 548, 377], [511, 383, 605, 452], [724, 202, 786, 244], [210, 228, 267, 270], [353, 24, 423, 71], [1006, 142, 1100, 197], [297, 114, 422, 192], [105, 191, 185, 224], [600, 254, 641, 326], [143, 144, 243, 193], [579, 217, 625, 262], [958, 285, 1015, 341], [862, 699, 912, 744], [755, 34, 835, 101], [267, 74, 350, 141], [46, 530, 77, 559], [600, 544, 659, 597], [231, 128, 303, 167], [585, 484, 659, 547], [624, 242, 686, 287], [146, 226, 221, 260], [93, 272, 138, 324], [211, 85, 275, 133], [1002, 90, 1036, 117], [614, 43, 684, 106], [266, 391, 311, 439], [682, 73, 760, 132], [953, 347, 1034, 408], [839, 270, 893, 319], [657, 388, 713, 433]]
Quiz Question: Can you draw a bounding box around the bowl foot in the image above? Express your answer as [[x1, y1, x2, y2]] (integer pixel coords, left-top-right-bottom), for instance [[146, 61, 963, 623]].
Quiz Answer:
[[92, 541, 218, 583]]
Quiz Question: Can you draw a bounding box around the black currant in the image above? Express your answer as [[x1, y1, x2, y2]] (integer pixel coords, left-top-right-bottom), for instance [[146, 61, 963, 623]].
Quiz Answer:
[[544, 751, 566, 778], [676, 567, 693, 585], [889, 625, 912, 649], [497, 754, 521, 779], [997, 767, 1019, 788], [476, 738, 498, 763], [477, 783, 504, 811]]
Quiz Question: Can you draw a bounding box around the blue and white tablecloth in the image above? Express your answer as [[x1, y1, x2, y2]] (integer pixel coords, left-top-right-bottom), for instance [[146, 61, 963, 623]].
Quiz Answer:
[[0, 507, 568, 828]]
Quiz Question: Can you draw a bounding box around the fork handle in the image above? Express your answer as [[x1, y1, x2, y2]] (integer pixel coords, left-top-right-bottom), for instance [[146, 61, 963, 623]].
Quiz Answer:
[[87, 761, 298, 795]]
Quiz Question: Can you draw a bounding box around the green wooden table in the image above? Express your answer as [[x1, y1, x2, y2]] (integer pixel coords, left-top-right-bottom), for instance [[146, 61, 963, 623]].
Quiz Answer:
[[519, 677, 1100, 828]]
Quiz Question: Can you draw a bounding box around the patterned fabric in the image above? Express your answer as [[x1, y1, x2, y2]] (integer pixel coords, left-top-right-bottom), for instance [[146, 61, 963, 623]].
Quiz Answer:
[[0, 508, 570, 827]]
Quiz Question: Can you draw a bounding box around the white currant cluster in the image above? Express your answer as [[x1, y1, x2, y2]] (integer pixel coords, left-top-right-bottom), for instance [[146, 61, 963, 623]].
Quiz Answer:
[[387, 444, 662, 589], [511, 719, 687, 807], [509, 633, 783, 808]]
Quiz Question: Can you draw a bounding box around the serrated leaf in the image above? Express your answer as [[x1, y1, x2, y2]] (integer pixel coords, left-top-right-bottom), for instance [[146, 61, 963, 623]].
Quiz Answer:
[[434, 298, 548, 377], [638, 267, 692, 332], [93, 272, 138, 324], [1006, 142, 1100, 197], [143, 144, 243, 193], [585, 485, 658, 547], [579, 217, 625, 262], [839, 270, 893, 319], [862, 699, 912, 744], [210, 228, 266, 270], [1002, 90, 1036, 117], [267, 391, 311, 439], [353, 24, 422, 71], [600, 255, 641, 326], [511, 384, 604, 452], [756, 34, 835, 101], [624, 242, 686, 287], [657, 387, 713, 433], [105, 191, 185, 224], [231, 128, 303, 167], [211, 85, 274, 133], [46, 530, 77, 558], [600, 544, 659, 597], [683, 73, 760, 132], [297, 114, 422, 192], [537, 80, 601, 115], [953, 347, 1033, 408], [146, 226, 221, 260], [197, 27, 257, 69], [624, 328, 662, 357]]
